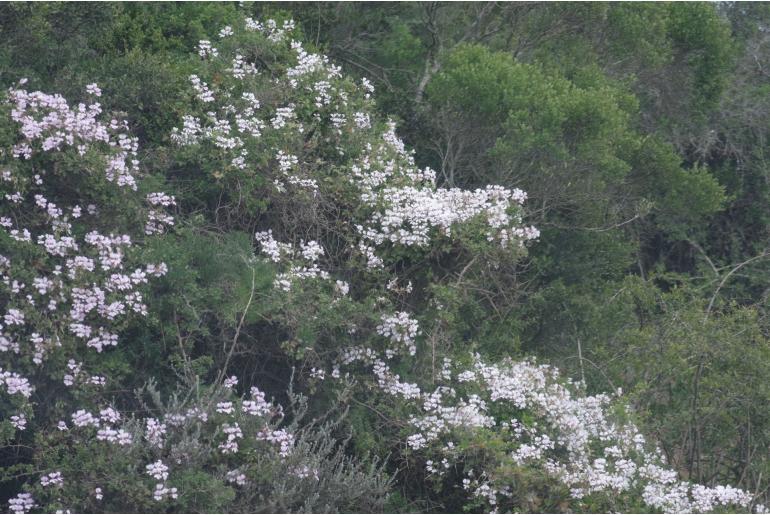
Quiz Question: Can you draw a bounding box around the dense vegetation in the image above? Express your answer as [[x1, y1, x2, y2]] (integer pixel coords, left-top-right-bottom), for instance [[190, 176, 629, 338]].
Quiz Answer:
[[2, 2, 770, 513]]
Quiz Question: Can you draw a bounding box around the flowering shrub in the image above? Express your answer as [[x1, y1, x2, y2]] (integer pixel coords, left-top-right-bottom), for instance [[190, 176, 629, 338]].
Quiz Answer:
[[1, 16, 763, 514], [0, 82, 174, 510], [0, 81, 175, 427], [13, 377, 390, 513]]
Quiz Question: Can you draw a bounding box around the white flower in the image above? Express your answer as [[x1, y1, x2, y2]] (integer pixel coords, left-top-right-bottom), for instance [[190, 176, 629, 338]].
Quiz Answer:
[[216, 401, 234, 414], [223, 375, 238, 388], [86, 83, 102, 97], [40, 471, 63, 487], [146, 460, 169, 481], [8, 492, 36, 514]]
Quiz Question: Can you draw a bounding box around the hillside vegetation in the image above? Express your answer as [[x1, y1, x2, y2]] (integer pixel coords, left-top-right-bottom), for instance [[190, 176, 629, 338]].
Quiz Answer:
[[3, 3, 770, 513]]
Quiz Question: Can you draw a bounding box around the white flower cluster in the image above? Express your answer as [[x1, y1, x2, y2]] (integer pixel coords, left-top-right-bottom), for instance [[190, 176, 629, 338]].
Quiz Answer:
[[332, 332, 759, 513], [287, 40, 337, 83], [359, 184, 536, 248], [39, 471, 63, 487], [8, 493, 35, 514], [255, 231, 330, 291], [219, 422, 244, 454], [371, 351, 757, 513], [145, 192, 176, 235], [189, 75, 215, 103], [242, 386, 274, 416], [271, 105, 296, 130], [376, 311, 420, 356], [146, 460, 169, 481], [230, 53, 258, 79], [96, 426, 132, 445], [170, 115, 203, 145], [49, 372, 291, 503], [0, 368, 33, 398], [145, 417, 167, 447], [291, 465, 320, 480], [0, 94, 170, 434], [226, 469, 247, 486], [248, 18, 295, 43], [171, 18, 541, 276], [274, 150, 318, 192], [8, 85, 138, 189], [256, 427, 295, 457], [197, 40, 219, 59], [85, 83, 102, 97], [10, 413, 26, 430], [153, 483, 178, 502], [71, 409, 100, 428]]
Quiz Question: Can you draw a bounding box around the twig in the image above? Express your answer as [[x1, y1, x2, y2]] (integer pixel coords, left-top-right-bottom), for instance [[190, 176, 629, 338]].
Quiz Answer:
[[216, 264, 257, 385], [705, 250, 770, 321]]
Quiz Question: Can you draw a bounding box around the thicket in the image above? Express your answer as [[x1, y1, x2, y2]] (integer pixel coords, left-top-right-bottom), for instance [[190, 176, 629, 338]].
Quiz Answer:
[[2, 2, 770, 513]]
